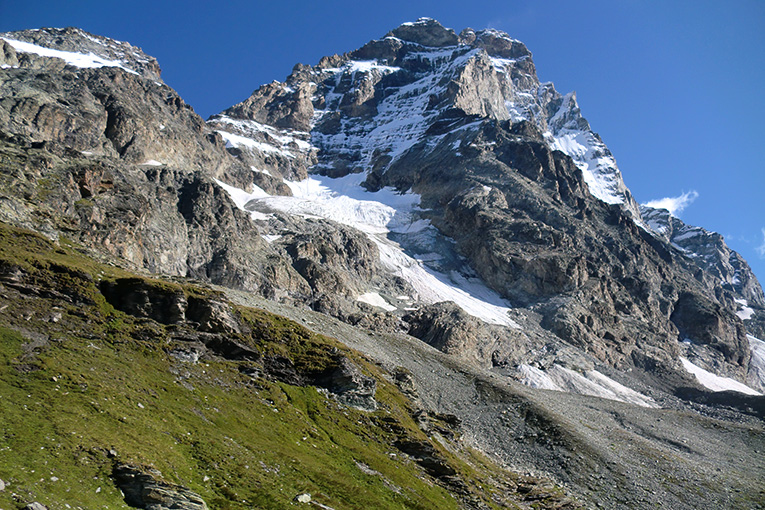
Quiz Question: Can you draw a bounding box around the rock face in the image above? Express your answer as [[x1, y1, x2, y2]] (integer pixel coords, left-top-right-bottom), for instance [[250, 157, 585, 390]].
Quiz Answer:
[[0, 27, 393, 316], [0, 28, 280, 288], [642, 204, 765, 338], [3, 21, 760, 397], [112, 464, 208, 510], [318, 356, 378, 411]]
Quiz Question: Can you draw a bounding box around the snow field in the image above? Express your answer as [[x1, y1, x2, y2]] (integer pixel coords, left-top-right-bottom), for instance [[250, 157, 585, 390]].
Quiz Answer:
[[679, 357, 761, 396], [517, 364, 656, 407], [1, 37, 139, 74], [215, 171, 518, 327]]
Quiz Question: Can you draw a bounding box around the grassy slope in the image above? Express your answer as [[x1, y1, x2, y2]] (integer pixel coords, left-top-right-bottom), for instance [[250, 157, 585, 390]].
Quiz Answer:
[[0, 222, 544, 510]]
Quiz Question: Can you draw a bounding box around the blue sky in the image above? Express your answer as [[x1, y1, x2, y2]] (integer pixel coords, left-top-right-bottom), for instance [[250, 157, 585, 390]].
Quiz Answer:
[[2, 0, 764, 288]]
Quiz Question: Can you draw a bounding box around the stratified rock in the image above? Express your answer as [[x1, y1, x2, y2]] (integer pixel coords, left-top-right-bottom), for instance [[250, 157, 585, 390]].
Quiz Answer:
[[99, 278, 187, 324], [186, 297, 241, 334], [319, 356, 377, 411], [112, 464, 208, 510]]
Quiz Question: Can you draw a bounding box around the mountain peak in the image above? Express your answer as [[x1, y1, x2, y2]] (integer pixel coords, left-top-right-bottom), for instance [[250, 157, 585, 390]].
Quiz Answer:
[[471, 27, 531, 59], [387, 18, 459, 47], [0, 26, 161, 80]]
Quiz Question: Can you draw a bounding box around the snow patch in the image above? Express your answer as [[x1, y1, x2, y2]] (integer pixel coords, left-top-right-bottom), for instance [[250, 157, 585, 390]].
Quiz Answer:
[[748, 335, 765, 389], [217, 130, 295, 158], [213, 179, 271, 221], [549, 130, 624, 205], [357, 292, 397, 312], [517, 364, 561, 391], [374, 239, 518, 327], [680, 357, 761, 395], [1, 37, 138, 74], [261, 234, 281, 244], [213, 116, 312, 152], [735, 299, 755, 320], [140, 160, 163, 166], [517, 364, 656, 407], [347, 60, 401, 75], [251, 166, 272, 176]]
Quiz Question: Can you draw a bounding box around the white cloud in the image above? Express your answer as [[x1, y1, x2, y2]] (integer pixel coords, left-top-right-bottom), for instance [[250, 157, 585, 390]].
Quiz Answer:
[[756, 228, 765, 258], [643, 190, 699, 217]]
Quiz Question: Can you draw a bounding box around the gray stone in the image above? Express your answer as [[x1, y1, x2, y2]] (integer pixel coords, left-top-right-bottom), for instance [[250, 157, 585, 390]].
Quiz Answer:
[[320, 356, 377, 412], [112, 464, 207, 510]]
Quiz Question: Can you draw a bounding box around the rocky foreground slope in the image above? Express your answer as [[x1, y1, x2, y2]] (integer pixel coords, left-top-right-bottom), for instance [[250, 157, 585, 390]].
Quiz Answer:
[[0, 21, 764, 510]]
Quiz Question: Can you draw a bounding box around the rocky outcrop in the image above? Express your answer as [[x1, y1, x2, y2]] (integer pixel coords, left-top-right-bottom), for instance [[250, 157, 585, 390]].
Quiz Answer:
[[387, 18, 459, 47], [641, 204, 765, 337], [446, 52, 510, 120], [404, 301, 526, 366], [671, 291, 749, 364], [0, 28, 319, 300], [218, 80, 314, 132], [318, 356, 378, 411], [1, 27, 162, 80], [112, 464, 208, 510]]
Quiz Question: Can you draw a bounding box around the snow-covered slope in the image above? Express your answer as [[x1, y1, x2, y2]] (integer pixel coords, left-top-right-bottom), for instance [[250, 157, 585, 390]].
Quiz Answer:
[[518, 364, 657, 407], [0, 27, 162, 80], [312, 46, 487, 174], [216, 172, 519, 328], [680, 357, 761, 396]]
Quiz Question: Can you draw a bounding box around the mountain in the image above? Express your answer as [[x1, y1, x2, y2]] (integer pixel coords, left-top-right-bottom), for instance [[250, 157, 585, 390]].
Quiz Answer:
[[0, 20, 763, 510]]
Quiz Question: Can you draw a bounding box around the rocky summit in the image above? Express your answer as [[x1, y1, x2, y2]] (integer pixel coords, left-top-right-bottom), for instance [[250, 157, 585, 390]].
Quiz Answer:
[[0, 18, 763, 510]]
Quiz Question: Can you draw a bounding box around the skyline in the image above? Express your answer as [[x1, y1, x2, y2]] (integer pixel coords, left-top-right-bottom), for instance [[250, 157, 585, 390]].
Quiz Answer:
[[2, 0, 764, 288]]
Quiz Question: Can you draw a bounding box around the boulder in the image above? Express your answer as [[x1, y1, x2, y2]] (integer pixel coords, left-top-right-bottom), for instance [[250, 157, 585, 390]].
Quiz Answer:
[[112, 464, 208, 510]]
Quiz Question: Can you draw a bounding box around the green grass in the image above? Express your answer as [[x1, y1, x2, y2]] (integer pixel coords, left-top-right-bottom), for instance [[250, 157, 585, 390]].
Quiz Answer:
[[0, 318, 466, 509], [0, 325, 474, 509], [0, 222, 537, 509]]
